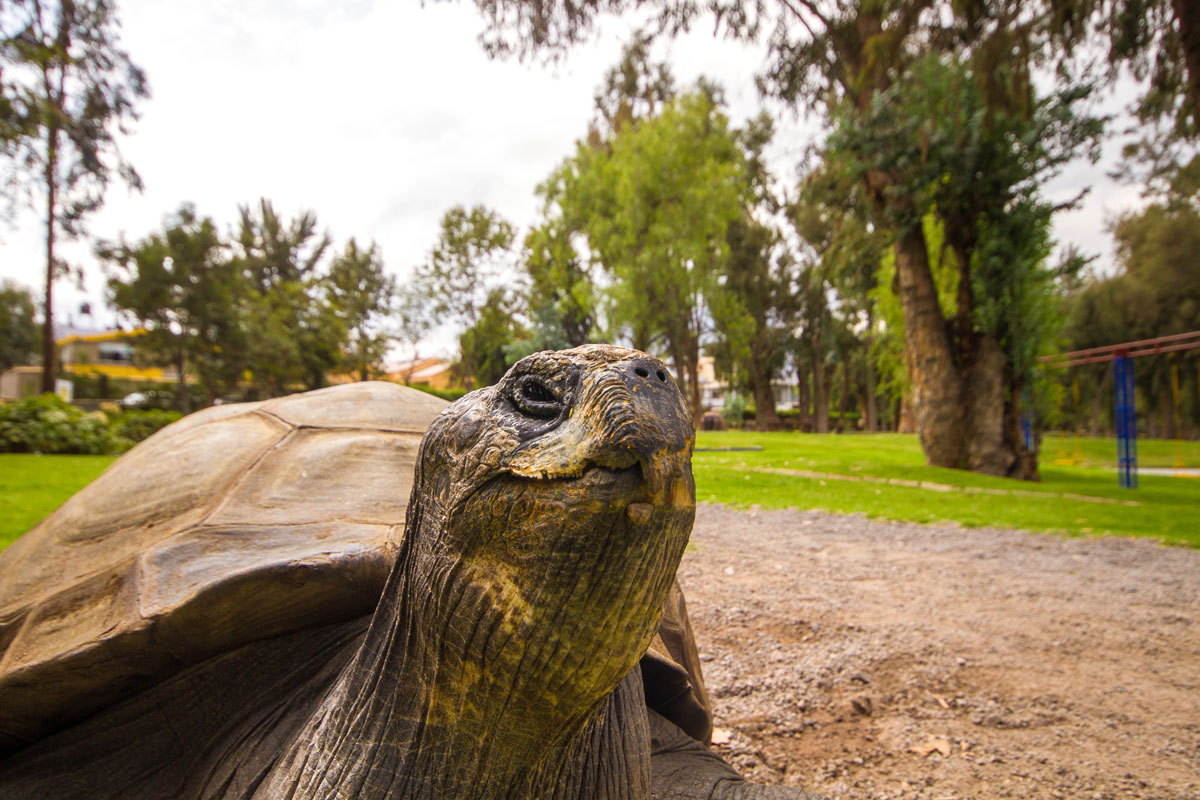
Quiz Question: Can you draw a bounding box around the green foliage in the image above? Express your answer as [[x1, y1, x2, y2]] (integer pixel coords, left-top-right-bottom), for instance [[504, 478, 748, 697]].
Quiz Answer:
[[720, 392, 745, 429], [1061, 199, 1200, 434], [416, 205, 517, 388], [102, 205, 243, 410], [522, 220, 595, 347], [0, 279, 38, 370], [0, 394, 115, 454], [455, 289, 530, 387], [327, 239, 397, 381], [407, 383, 469, 402], [0, 0, 149, 390], [230, 199, 351, 397], [542, 86, 746, 416], [108, 408, 181, 445]]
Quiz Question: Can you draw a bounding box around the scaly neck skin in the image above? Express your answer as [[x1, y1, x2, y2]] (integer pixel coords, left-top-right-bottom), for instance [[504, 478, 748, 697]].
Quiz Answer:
[[257, 505, 655, 800]]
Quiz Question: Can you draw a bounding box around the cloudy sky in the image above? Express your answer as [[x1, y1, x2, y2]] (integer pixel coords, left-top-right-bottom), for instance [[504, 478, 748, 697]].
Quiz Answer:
[[1, 0, 1143, 357]]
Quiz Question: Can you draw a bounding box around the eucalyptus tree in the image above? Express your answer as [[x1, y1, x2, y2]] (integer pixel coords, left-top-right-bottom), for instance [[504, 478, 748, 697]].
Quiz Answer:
[[233, 199, 341, 396], [102, 205, 242, 411], [414, 204, 516, 389], [0, 0, 148, 392], [544, 88, 746, 424], [469, 0, 1106, 479], [327, 239, 396, 382], [0, 279, 38, 371]]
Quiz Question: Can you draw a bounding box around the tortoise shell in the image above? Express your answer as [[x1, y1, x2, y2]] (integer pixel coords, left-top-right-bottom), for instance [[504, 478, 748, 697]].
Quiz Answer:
[[0, 382, 709, 756]]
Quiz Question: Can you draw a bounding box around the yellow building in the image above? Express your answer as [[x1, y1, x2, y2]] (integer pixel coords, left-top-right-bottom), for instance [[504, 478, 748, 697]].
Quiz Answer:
[[57, 328, 179, 382], [0, 328, 182, 401]]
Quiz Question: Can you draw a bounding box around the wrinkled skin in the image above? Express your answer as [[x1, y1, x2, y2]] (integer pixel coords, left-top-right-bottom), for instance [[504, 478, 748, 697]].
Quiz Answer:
[[0, 346, 821, 799]]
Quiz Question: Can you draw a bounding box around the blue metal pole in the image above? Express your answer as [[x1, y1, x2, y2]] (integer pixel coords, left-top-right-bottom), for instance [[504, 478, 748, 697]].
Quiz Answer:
[[1114, 354, 1138, 488]]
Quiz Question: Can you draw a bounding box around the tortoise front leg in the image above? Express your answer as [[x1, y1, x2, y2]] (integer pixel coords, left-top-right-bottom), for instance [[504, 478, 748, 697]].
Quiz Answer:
[[648, 710, 827, 800]]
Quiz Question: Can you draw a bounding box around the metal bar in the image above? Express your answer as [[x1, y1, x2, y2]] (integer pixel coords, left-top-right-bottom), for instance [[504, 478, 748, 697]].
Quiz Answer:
[[1045, 339, 1200, 368], [1039, 330, 1200, 363], [1114, 355, 1138, 489]]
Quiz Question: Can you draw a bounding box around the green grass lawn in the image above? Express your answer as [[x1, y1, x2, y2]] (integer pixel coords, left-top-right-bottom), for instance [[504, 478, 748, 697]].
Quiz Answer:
[[0, 454, 118, 550], [1, 432, 1197, 552], [695, 431, 1200, 547]]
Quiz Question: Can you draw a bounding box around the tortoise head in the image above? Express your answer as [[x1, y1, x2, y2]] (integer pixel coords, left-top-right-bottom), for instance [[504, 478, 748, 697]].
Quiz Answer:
[[402, 344, 695, 735]]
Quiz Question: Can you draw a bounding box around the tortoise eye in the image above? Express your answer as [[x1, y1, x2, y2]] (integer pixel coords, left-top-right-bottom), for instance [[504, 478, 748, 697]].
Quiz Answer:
[[510, 374, 562, 418]]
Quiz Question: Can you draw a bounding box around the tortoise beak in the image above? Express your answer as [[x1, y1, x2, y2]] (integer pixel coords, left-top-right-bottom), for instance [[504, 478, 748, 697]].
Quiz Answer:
[[504, 356, 694, 503]]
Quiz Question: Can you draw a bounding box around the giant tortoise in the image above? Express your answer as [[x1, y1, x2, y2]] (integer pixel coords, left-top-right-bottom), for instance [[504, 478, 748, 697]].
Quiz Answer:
[[0, 345, 818, 799]]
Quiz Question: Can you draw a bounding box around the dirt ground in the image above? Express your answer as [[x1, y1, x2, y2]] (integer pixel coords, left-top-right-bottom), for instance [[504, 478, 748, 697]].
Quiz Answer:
[[678, 504, 1200, 800]]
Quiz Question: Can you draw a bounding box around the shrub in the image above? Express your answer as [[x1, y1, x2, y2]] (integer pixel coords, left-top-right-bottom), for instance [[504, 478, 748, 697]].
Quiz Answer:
[[721, 393, 746, 429], [408, 382, 469, 402], [0, 394, 117, 454], [109, 408, 182, 445]]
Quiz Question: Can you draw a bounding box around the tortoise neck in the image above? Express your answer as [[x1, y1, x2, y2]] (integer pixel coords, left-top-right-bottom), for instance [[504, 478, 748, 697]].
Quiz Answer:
[[259, 516, 651, 800]]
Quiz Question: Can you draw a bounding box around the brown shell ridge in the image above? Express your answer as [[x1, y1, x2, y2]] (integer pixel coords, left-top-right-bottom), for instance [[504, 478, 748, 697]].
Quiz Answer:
[[194, 419, 299, 528]]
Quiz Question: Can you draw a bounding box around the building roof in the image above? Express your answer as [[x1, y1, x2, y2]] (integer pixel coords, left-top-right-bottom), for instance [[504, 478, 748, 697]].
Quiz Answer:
[[56, 328, 146, 346]]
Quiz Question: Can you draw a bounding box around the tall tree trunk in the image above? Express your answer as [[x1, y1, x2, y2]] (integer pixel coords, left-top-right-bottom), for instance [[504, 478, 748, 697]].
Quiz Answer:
[[1003, 379, 1039, 481], [40, 128, 58, 394], [684, 335, 702, 429], [893, 225, 965, 467], [837, 360, 851, 433], [749, 349, 779, 432], [963, 333, 1016, 476], [796, 369, 811, 432], [863, 316, 878, 432], [175, 349, 191, 414], [812, 337, 830, 434]]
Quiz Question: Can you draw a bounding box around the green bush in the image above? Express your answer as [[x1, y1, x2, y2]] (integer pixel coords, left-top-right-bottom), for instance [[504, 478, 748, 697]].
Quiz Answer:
[[721, 393, 746, 429], [0, 394, 117, 454], [408, 382, 469, 402], [109, 408, 182, 445]]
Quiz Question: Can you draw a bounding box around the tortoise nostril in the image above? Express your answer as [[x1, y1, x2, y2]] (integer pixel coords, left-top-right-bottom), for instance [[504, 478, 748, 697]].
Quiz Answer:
[[635, 366, 650, 378], [656, 370, 667, 382]]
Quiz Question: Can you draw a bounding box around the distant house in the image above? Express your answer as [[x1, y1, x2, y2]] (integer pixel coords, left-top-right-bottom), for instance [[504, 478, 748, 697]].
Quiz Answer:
[[694, 355, 797, 411], [0, 327, 182, 401], [57, 328, 181, 382], [386, 357, 459, 391]]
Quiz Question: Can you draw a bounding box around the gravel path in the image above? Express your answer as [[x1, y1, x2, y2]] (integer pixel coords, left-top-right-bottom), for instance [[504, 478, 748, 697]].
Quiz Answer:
[[678, 504, 1200, 800]]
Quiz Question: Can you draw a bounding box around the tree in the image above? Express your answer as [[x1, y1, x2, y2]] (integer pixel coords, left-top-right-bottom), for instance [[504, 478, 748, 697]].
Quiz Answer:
[[415, 204, 515, 388], [392, 281, 434, 384], [1, 0, 148, 392], [455, 288, 530, 387], [101, 205, 242, 411], [233, 199, 341, 396], [522, 220, 595, 347], [470, 1, 1114, 479], [327, 239, 396, 382], [0, 279, 39, 371], [544, 88, 746, 424], [708, 216, 795, 430]]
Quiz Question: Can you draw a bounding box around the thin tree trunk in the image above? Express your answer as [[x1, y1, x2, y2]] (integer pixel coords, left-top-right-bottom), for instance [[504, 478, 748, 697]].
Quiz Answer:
[[41, 128, 58, 394], [863, 318, 878, 432], [893, 225, 965, 467], [176, 348, 191, 414], [811, 330, 830, 433], [685, 335, 702, 429], [837, 360, 851, 432], [796, 369, 811, 432], [749, 346, 779, 432]]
